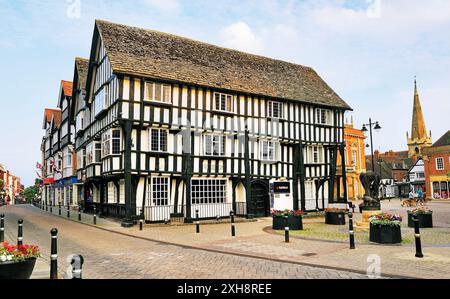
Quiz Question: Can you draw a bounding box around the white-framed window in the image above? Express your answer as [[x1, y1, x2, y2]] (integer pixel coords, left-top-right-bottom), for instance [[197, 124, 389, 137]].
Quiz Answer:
[[214, 92, 234, 113], [60, 123, 68, 137], [203, 134, 226, 156], [66, 152, 72, 166], [259, 140, 279, 161], [417, 172, 425, 179], [144, 82, 172, 103], [316, 108, 332, 125], [107, 182, 117, 204], [149, 128, 168, 152], [409, 173, 416, 180], [267, 101, 284, 119], [94, 86, 108, 116], [76, 112, 84, 132], [307, 145, 324, 164], [436, 157, 444, 170], [86, 142, 101, 165], [147, 176, 170, 206], [102, 129, 121, 157], [191, 179, 227, 204]]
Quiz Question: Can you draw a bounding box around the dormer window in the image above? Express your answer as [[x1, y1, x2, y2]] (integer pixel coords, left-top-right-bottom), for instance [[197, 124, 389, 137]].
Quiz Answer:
[[267, 101, 284, 119], [316, 108, 332, 125], [144, 82, 172, 103], [214, 92, 234, 113]]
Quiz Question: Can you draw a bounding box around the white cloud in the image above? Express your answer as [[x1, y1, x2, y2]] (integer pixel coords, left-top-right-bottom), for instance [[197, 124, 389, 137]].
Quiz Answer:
[[220, 21, 264, 54]]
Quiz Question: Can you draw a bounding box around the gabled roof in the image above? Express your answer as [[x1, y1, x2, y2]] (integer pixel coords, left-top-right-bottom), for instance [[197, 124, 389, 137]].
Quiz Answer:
[[75, 57, 89, 92], [92, 19, 351, 110], [61, 80, 73, 98], [432, 130, 450, 147], [43, 108, 61, 129]]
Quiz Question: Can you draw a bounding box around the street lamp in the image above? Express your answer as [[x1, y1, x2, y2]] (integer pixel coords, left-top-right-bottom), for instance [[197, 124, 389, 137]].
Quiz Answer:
[[361, 118, 382, 172]]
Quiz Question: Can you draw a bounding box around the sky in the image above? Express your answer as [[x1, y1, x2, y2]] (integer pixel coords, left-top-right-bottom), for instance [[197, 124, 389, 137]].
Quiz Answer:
[[0, 0, 449, 186]]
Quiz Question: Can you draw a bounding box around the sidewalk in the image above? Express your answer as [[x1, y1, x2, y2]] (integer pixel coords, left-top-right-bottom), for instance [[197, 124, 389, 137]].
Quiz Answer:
[[34, 203, 450, 279]]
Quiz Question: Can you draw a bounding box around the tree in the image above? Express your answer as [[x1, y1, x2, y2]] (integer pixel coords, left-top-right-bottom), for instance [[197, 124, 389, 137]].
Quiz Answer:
[[23, 185, 39, 204]]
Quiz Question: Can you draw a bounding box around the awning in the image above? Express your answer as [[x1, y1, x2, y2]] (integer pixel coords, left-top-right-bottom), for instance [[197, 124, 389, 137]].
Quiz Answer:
[[43, 178, 55, 185]]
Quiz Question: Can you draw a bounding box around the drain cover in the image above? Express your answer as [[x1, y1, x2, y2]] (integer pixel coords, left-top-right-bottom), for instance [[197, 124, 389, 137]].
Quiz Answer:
[[302, 253, 317, 257]]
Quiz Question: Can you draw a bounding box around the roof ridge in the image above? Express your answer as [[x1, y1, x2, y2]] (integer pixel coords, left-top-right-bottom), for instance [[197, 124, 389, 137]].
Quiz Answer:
[[94, 19, 314, 71]]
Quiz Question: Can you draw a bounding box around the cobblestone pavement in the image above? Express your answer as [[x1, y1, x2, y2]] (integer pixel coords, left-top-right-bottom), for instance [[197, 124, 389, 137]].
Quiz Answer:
[[0, 205, 370, 279]]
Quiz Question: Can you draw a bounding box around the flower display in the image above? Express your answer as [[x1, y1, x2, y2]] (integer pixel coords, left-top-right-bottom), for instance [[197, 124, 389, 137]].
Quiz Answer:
[[369, 213, 402, 227], [271, 209, 305, 217], [0, 242, 40, 263], [409, 206, 433, 215]]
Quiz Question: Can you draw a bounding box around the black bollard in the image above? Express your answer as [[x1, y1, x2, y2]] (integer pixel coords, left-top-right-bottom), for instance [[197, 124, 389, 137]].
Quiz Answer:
[[17, 219, 24, 246], [71, 254, 84, 279], [284, 215, 289, 243], [67, 205, 70, 218], [50, 228, 58, 279], [45, 201, 48, 212], [230, 211, 236, 237], [78, 206, 82, 221], [195, 210, 200, 234], [93, 206, 97, 225], [0, 214, 4, 243], [50, 203, 53, 213], [413, 215, 424, 258], [139, 219, 143, 231], [58, 203, 61, 216], [348, 212, 355, 249]]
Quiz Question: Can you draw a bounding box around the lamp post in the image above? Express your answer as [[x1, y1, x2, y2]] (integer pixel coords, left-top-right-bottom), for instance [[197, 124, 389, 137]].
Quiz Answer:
[[361, 118, 381, 172]]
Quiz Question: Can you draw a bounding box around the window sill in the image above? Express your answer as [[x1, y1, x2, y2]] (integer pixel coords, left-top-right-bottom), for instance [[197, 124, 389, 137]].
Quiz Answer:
[[212, 110, 235, 117], [260, 160, 278, 164], [144, 100, 172, 108]]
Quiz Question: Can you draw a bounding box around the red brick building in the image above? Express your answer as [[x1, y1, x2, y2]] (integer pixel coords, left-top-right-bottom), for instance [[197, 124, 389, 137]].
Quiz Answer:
[[423, 131, 450, 199]]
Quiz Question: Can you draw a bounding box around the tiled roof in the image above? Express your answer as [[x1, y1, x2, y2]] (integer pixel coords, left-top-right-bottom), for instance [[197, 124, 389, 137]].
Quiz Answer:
[[61, 80, 73, 97], [95, 20, 351, 109], [75, 57, 89, 91], [44, 108, 62, 128], [432, 130, 450, 147]]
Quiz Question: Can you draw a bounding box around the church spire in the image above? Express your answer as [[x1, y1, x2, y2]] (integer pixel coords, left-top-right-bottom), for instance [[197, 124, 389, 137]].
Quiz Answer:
[[410, 78, 427, 140], [407, 77, 432, 158]]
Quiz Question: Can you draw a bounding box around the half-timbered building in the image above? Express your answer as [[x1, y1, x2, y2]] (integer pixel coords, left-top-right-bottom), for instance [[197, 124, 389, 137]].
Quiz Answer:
[[77, 20, 351, 226]]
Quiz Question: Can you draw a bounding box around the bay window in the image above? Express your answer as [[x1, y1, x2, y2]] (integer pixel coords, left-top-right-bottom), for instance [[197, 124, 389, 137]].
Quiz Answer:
[[102, 129, 121, 157]]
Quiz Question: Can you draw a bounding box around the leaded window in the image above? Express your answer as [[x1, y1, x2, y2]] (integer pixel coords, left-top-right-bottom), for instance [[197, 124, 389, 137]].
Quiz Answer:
[[191, 179, 227, 204], [149, 128, 168, 152], [148, 177, 169, 206], [204, 134, 225, 156]]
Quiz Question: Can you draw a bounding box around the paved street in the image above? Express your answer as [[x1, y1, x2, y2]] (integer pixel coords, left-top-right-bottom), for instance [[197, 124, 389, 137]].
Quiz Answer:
[[0, 205, 370, 279]]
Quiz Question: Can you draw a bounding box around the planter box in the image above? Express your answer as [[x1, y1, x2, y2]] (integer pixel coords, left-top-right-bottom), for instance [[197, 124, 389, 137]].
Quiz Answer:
[[407, 213, 433, 228], [0, 258, 37, 279], [369, 224, 402, 244], [325, 212, 346, 225], [272, 215, 303, 230]]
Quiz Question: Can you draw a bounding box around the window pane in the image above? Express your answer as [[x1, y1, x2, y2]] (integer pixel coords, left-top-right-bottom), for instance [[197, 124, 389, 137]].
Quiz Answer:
[[154, 84, 162, 101]]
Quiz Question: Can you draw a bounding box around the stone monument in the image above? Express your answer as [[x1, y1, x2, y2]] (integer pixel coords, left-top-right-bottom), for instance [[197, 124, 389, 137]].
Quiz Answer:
[[356, 171, 382, 230]]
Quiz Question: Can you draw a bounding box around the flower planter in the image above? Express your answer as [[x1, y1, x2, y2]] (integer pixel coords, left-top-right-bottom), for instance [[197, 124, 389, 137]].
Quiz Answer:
[[0, 258, 37, 279], [369, 224, 402, 244], [272, 215, 303, 230], [325, 212, 346, 225], [407, 213, 433, 228]]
